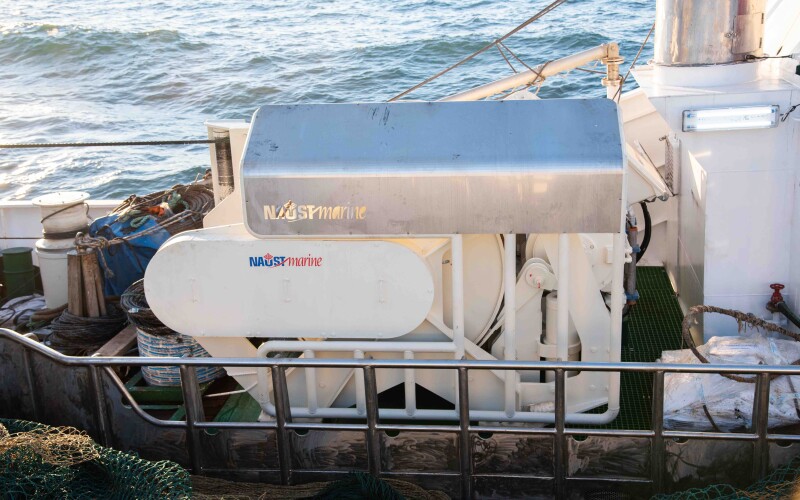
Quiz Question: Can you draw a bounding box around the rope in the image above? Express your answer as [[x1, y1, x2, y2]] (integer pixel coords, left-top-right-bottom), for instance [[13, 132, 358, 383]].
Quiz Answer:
[[613, 21, 655, 102], [0, 139, 216, 149], [388, 0, 569, 101], [75, 183, 214, 278], [681, 304, 800, 384], [47, 302, 128, 356], [121, 280, 173, 336], [496, 44, 518, 73]]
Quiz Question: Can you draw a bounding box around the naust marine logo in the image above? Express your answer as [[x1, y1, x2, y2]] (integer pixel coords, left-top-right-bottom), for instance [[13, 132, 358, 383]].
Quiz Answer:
[[264, 200, 366, 222], [249, 252, 323, 268]]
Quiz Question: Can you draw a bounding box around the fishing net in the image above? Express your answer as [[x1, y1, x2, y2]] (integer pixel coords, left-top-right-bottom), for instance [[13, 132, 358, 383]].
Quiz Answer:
[[0, 418, 191, 499], [654, 454, 800, 499], [191, 472, 451, 500]]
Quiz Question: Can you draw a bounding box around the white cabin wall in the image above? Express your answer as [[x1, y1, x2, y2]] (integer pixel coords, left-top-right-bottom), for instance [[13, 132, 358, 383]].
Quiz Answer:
[[619, 89, 675, 274], [634, 60, 800, 341]]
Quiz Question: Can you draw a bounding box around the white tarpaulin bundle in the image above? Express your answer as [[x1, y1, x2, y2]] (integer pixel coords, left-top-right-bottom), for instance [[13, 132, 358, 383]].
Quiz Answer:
[[661, 334, 800, 431]]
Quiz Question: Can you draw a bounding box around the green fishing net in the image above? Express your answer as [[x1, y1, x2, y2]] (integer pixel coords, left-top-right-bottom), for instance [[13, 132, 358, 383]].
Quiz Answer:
[[654, 454, 800, 500], [0, 418, 190, 499]]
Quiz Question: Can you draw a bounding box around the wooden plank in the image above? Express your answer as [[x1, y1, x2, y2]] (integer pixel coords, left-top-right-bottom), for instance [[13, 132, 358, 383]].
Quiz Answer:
[[94, 323, 138, 357], [80, 250, 101, 318], [93, 251, 107, 316], [67, 250, 84, 316]]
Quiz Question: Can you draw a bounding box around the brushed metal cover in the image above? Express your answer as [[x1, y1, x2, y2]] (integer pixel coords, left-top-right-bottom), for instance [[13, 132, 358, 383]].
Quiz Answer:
[[241, 100, 624, 236]]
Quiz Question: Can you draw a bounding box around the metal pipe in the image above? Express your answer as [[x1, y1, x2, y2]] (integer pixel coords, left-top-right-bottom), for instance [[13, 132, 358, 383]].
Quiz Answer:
[[752, 372, 770, 480], [22, 349, 40, 421], [404, 350, 416, 416], [651, 371, 666, 494], [554, 368, 567, 497], [303, 350, 318, 415], [452, 234, 465, 360], [364, 366, 381, 476], [440, 44, 613, 102], [458, 367, 473, 499], [504, 234, 517, 417], [607, 232, 626, 420], [557, 234, 570, 363], [89, 366, 111, 447], [258, 341, 457, 357], [9, 328, 800, 375], [271, 365, 293, 485], [354, 350, 366, 416], [179, 365, 204, 474]]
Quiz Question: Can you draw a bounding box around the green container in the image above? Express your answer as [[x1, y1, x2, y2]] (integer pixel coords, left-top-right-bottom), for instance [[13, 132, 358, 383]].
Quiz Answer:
[[2, 247, 35, 299]]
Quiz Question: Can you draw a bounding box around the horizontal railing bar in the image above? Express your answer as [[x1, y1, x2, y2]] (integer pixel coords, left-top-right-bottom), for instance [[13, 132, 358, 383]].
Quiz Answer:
[[7, 330, 800, 375], [194, 421, 277, 430], [765, 434, 800, 442], [186, 421, 800, 442], [662, 430, 757, 441]]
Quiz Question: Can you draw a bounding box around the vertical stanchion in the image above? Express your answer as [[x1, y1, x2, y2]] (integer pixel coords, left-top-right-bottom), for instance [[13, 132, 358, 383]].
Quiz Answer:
[[752, 372, 770, 481], [404, 350, 416, 416], [22, 349, 40, 421], [504, 233, 517, 417], [554, 368, 567, 497], [89, 365, 111, 447], [650, 370, 665, 494], [271, 365, 293, 485], [179, 365, 204, 474], [458, 367, 473, 499], [364, 365, 382, 476]]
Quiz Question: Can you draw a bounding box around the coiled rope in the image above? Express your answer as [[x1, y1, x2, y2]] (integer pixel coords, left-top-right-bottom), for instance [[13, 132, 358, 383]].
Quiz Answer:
[[47, 302, 128, 356], [120, 280, 172, 336]]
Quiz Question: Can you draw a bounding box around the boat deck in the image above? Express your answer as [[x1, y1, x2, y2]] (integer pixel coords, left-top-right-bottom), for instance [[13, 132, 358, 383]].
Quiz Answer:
[[599, 266, 684, 430]]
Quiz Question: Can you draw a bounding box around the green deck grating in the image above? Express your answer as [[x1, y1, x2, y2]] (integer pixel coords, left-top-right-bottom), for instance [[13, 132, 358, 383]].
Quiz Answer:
[[578, 266, 685, 430]]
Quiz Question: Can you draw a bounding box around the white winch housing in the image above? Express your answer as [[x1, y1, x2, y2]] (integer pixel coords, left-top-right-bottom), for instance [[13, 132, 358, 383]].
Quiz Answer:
[[145, 99, 628, 424]]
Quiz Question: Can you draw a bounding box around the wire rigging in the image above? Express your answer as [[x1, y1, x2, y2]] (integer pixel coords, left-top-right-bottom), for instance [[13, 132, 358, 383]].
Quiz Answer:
[[613, 22, 655, 102], [388, 0, 569, 101]]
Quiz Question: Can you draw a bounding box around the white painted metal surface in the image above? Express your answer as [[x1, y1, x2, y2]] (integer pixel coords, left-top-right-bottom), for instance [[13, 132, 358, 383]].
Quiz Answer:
[[145, 226, 436, 339], [633, 19, 800, 340]]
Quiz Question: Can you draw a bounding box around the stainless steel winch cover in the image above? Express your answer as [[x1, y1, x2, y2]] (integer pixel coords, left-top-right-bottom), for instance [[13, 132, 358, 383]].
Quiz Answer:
[[241, 100, 624, 236]]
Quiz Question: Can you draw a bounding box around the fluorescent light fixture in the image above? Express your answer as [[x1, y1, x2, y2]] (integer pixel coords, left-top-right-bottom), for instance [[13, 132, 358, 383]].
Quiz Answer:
[[682, 105, 780, 132]]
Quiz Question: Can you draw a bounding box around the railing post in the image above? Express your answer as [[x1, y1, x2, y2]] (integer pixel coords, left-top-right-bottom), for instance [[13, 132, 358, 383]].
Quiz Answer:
[[89, 365, 111, 447], [364, 365, 382, 477], [650, 371, 665, 494], [271, 365, 293, 485], [752, 372, 770, 481], [458, 367, 473, 499], [554, 368, 567, 497], [22, 349, 40, 421], [179, 365, 205, 474]]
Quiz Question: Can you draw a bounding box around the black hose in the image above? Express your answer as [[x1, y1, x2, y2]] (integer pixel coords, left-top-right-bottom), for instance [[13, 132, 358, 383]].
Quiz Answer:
[[777, 301, 800, 330], [637, 202, 651, 262]]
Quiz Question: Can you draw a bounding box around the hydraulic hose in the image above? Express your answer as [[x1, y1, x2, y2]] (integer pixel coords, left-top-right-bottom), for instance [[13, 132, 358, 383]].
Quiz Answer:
[[776, 301, 800, 330], [637, 202, 651, 262]]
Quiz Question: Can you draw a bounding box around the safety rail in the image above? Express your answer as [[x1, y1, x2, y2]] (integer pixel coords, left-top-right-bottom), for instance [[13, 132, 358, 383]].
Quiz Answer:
[[2, 328, 799, 498]]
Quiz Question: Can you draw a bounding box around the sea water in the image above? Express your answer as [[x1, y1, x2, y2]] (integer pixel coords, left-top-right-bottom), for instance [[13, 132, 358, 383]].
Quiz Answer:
[[0, 0, 655, 200]]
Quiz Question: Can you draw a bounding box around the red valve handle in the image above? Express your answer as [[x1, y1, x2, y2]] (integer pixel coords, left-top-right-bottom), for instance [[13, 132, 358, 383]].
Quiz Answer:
[[770, 283, 785, 305]]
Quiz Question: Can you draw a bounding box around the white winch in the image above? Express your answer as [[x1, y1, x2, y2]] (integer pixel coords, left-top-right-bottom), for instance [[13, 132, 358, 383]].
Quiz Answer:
[[145, 99, 634, 423]]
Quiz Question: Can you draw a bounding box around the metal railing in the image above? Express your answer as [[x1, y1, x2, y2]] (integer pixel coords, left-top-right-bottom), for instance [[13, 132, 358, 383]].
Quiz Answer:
[[3, 328, 800, 498]]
